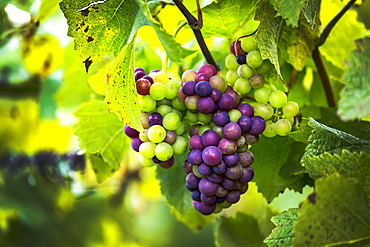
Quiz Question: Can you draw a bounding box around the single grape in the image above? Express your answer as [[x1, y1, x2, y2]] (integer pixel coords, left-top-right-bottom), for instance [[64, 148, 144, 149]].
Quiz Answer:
[[192, 165, 205, 178], [136, 78, 151, 95], [138, 95, 156, 112], [153, 71, 169, 84], [282, 101, 299, 117], [162, 112, 181, 131], [172, 97, 187, 111], [193, 201, 216, 215], [225, 163, 243, 180], [142, 75, 154, 84], [159, 156, 175, 169], [155, 142, 173, 161], [249, 116, 266, 135], [195, 73, 210, 83], [236, 144, 248, 153], [221, 178, 236, 190], [189, 124, 201, 136], [249, 73, 265, 89], [201, 129, 221, 147], [223, 153, 240, 167], [195, 81, 212, 97], [263, 120, 277, 137], [189, 135, 204, 150], [185, 95, 200, 111], [156, 98, 171, 107], [234, 78, 252, 95], [244, 133, 259, 145], [237, 103, 254, 118], [269, 90, 287, 108], [199, 125, 211, 136], [215, 185, 228, 198], [171, 108, 183, 119], [237, 116, 252, 132], [135, 67, 145, 73], [171, 136, 188, 155], [182, 80, 196, 96], [213, 110, 230, 127], [218, 138, 237, 155], [197, 163, 212, 176], [175, 119, 190, 136], [156, 105, 171, 117], [210, 88, 222, 103], [238, 150, 254, 167], [239, 167, 254, 183], [186, 172, 200, 190], [237, 64, 253, 79], [198, 64, 217, 77], [228, 109, 242, 123], [139, 154, 156, 167], [235, 181, 249, 194], [226, 190, 240, 203], [150, 82, 167, 100], [164, 130, 177, 145], [139, 129, 150, 142], [141, 112, 150, 129], [224, 86, 240, 108], [135, 70, 146, 81], [139, 142, 156, 159], [186, 110, 198, 123], [201, 193, 217, 205], [254, 87, 271, 103], [217, 94, 234, 112], [222, 122, 242, 141], [225, 70, 238, 86], [240, 36, 258, 52], [246, 50, 263, 68], [225, 53, 239, 70], [212, 160, 227, 174], [177, 87, 187, 103], [183, 160, 192, 174], [254, 102, 274, 120], [197, 97, 215, 114], [197, 112, 212, 124], [187, 149, 203, 165], [209, 75, 227, 92], [131, 137, 143, 152], [256, 59, 272, 74], [181, 70, 197, 84], [229, 40, 244, 56], [198, 177, 219, 196], [202, 146, 223, 166], [212, 125, 224, 138], [236, 54, 247, 65], [124, 125, 139, 138], [275, 119, 292, 136], [207, 173, 224, 183], [191, 190, 201, 201], [147, 125, 167, 143], [148, 112, 163, 126], [165, 80, 181, 99], [236, 135, 246, 147]]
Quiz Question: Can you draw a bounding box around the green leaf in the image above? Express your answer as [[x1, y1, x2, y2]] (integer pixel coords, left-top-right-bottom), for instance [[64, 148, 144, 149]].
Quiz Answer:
[[305, 150, 370, 202], [73, 99, 130, 167], [338, 37, 370, 121], [289, 120, 313, 144], [301, 118, 370, 163], [255, 0, 284, 77], [170, 206, 214, 233], [264, 208, 299, 247], [60, 0, 146, 71], [293, 176, 370, 246], [135, 39, 162, 73], [302, 0, 321, 30], [200, 0, 258, 39], [250, 135, 308, 202], [88, 153, 118, 183], [105, 40, 143, 132], [36, 0, 60, 23], [215, 212, 265, 247], [269, 0, 305, 27], [279, 15, 319, 71]]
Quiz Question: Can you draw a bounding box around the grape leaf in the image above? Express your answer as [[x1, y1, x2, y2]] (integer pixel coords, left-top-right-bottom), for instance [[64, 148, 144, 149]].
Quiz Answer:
[[264, 208, 299, 247], [250, 135, 308, 202], [305, 150, 370, 202], [301, 118, 370, 163], [88, 153, 118, 183], [200, 0, 258, 39], [338, 37, 370, 121], [170, 206, 214, 233], [293, 176, 370, 246], [269, 0, 305, 27], [255, 0, 284, 77], [73, 99, 130, 167], [36, 0, 60, 23], [301, 0, 321, 30], [215, 212, 265, 247]]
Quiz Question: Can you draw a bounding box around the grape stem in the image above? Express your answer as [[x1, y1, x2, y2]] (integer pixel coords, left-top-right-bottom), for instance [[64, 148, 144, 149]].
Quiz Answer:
[[234, 29, 259, 56], [172, 0, 220, 71], [110, 167, 141, 207], [266, 81, 278, 91]]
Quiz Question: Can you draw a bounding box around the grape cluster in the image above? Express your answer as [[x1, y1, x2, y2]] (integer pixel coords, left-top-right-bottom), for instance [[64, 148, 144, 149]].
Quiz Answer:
[[125, 68, 189, 169]]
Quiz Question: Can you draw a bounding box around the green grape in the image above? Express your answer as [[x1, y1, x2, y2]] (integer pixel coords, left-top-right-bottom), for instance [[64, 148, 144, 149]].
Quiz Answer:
[[175, 119, 190, 136], [171, 108, 183, 119], [156, 98, 171, 106], [165, 80, 181, 99], [263, 120, 277, 137], [155, 142, 173, 161], [153, 71, 169, 84], [269, 90, 287, 108], [254, 87, 271, 103], [256, 59, 272, 74], [139, 142, 156, 158], [209, 121, 216, 129], [162, 112, 181, 131], [225, 53, 239, 70], [234, 78, 252, 95], [210, 75, 227, 92], [139, 154, 156, 167], [246, 50, 263, 68], [282, 101, 299, 117], [150, 82, 167, 101], [185, 95, 199, 111], [171, 97, 187, 111], [192, 165, 205, 178], [225, 70, 238, 86], [197, 113, 212, 124], [138, 95, 156, 112], [286, 117, 294, 125], [186, 110, 198, 123], [275, 119, 292, 136], [199, 124, 211, 135], [240, 36, 258, 52], [139, 129, 150, 142], [228, 109, 242, 122], [172, 136, 188, 155], [254, 102, 274, 120], [147, 125, 166, 143], [237, 64, 253, 79], [157, 104, 172, 117]]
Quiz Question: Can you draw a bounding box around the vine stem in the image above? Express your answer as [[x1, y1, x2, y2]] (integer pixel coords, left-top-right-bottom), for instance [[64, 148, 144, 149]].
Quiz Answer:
[[172, 0, 220, 71]]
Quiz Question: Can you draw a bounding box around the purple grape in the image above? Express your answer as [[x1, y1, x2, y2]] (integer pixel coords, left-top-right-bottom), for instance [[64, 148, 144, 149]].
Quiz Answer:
[[189, 135, 205, 150], [217, 94, 234, 112], [185, 95, 199, 111], [142, 75, 154, 84], [224, 86, 240, 108], [197, 163, 212, 176], [187, 149, 203, 165], [237, 103, 254, 118], [177, 88, 187, 103], [207, 172, 224, 183], [124, 126, 139, 138], [148, 112, 163, 126], [223, 153, 240, 167], [218, 138, 237, 154], [152, 156, 160, 164], [193, 201, 216, 215], [215, 186, 228, 197], [249, 74, 265, 88], [236, 181, 249, 194], [239, 167, 254, 183], [213, 110, 230, 127], [195, 73, 210, 83], [136, 78, 151, 95], [221, 178, 236, 190], [223, 122, 242, 141], [186, 172, 200, 190], [225, 163, 243, 180], [202, 146, 222, 166], [216, 197, 226, 204], [189, 124, 202, 136], [182, 160, 192, 174], [212, 160, 227, 174], [226, 190, 240, 203], [198, 64, 217, 77], [201, 130, 221, 147], [210, 88, 222, 103], [151, 69, 161, 73], [191, 190, 201, 201], [134, 67, 145, 73], [159, 156, 174, 169], [198, 177, 219, 196], [195, 81, 212, 97], [237, 116, 252, 132], [249, 116, 266, 135], [131, 137, 142, 152], [201, 194, 217, 205], [182, 80, 196, 96], [238, 150, 254, 167], [230, 41, 243, 56], [134, 70, 146, 81], [197, 97, 215, 114], [236, 135, 246, 147], [244, 133, 259, 145], [164, 131, 177, 145], [236, 54, 246, 65]]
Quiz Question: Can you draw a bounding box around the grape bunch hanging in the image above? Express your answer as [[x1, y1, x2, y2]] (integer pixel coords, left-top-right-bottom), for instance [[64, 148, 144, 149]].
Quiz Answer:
[[124, 34, 300, 215]]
